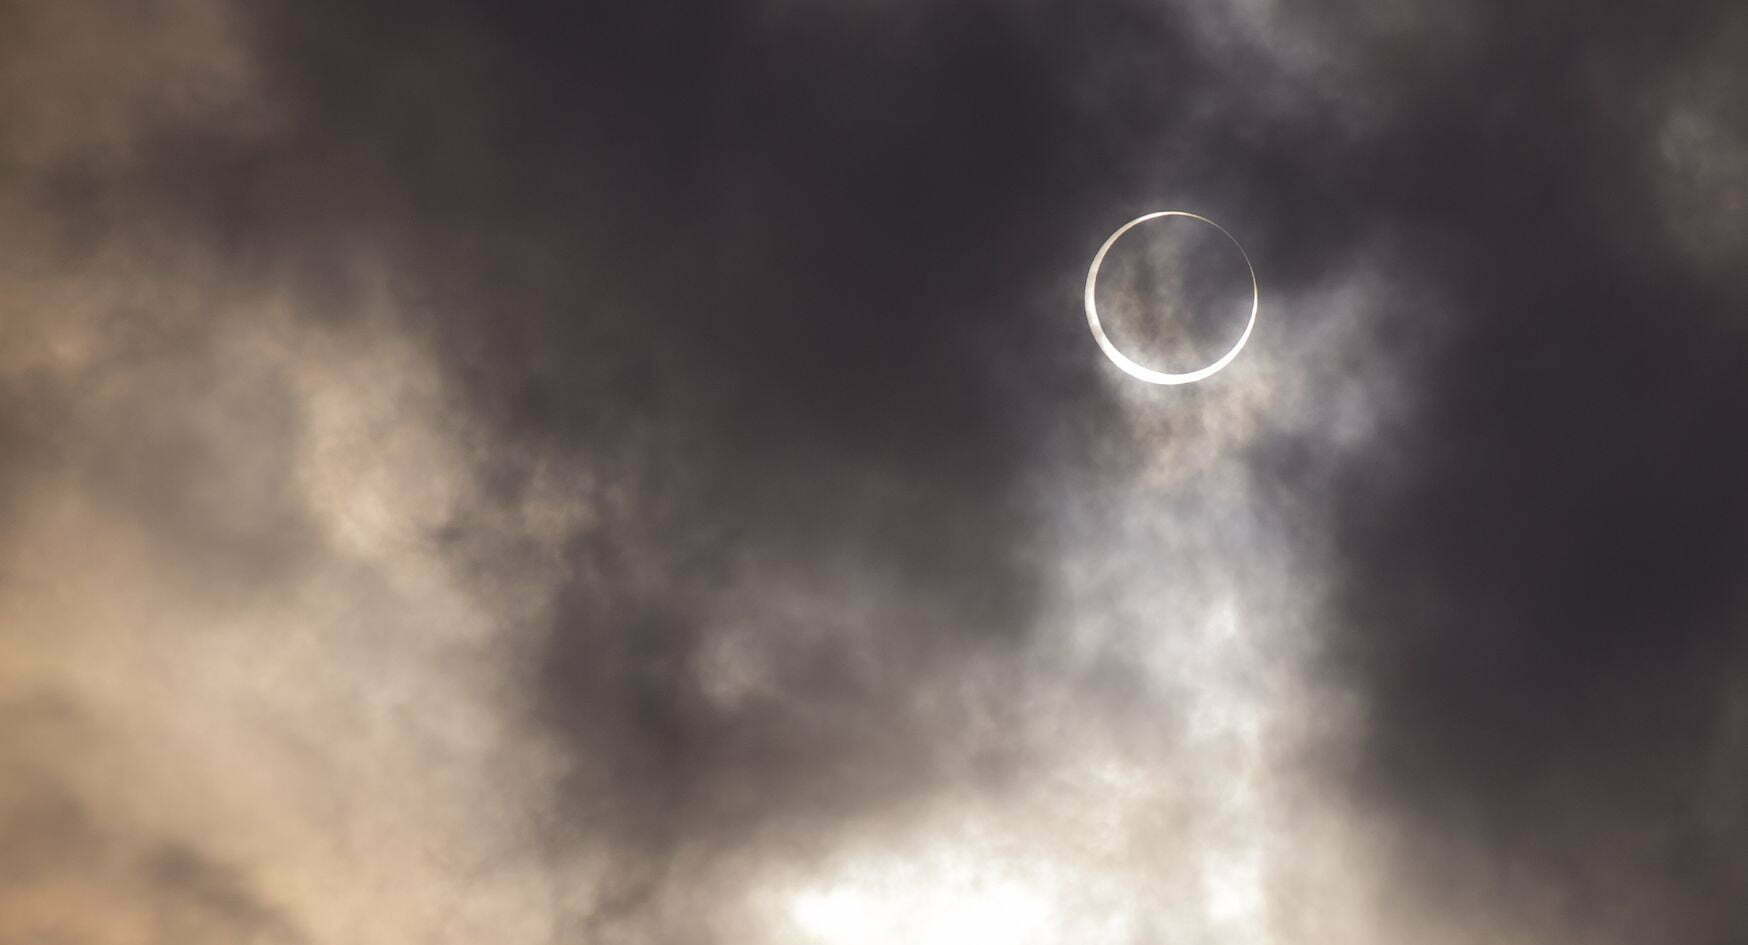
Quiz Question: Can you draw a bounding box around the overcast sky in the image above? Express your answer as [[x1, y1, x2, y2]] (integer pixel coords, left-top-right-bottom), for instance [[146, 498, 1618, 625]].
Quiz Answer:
[[2, 1, 1745, 943]]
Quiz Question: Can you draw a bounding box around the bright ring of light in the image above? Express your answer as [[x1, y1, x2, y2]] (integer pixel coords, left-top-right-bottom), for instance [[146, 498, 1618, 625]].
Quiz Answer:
[[1084, 211, 1259, 385]]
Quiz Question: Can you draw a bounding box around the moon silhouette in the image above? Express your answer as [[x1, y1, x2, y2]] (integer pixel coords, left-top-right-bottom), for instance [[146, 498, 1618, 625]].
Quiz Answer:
[[1084, 211, 1258, 385]]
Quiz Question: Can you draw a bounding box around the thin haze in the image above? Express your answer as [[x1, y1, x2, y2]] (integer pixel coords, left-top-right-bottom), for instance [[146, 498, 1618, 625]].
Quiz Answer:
[[1, 1, 1744, 944]]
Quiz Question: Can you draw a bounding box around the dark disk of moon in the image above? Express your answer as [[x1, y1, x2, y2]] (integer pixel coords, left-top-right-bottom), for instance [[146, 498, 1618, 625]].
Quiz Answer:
[[1084, 211, 1258, 385]]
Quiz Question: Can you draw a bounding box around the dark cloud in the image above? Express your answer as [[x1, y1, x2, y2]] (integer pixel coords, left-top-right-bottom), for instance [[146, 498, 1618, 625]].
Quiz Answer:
[[1307, 2, 1748, 938]]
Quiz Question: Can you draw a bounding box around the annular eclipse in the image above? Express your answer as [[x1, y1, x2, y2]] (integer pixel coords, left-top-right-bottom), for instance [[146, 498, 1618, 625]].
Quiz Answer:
[[1084, 211, 1258, 385]]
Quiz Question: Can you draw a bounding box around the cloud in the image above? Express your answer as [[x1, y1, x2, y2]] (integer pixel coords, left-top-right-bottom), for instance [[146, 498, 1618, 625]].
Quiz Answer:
[[1647, 13, 1748, 280], [3, 0, 1744, 943]]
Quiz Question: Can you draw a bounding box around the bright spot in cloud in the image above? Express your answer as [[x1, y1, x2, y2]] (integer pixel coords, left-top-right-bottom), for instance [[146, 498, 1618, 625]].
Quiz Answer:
[[788, 852, 1054, 945]]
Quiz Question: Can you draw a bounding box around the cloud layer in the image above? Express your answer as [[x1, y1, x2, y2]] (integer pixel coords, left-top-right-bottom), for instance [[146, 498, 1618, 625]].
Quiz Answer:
[[2, 0, 1744, 943]]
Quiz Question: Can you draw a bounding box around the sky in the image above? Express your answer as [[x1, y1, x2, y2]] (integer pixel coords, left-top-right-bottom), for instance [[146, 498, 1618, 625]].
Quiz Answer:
[[1, 1, 1745, 943]]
